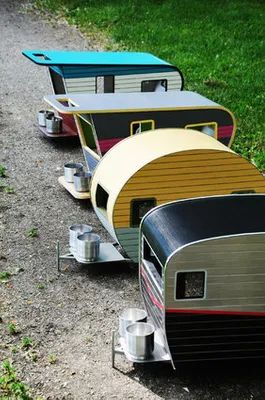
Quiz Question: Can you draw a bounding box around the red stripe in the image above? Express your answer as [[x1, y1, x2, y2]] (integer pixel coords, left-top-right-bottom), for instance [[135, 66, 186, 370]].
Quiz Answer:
[[140, 266, 164, 310], [217, 125, 233, 138], [98, 138, 123, 153], [166, 308, 265, 316]]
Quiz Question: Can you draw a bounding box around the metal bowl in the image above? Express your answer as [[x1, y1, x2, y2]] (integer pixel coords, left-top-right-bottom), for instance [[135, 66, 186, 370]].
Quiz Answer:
[[125, 322, 155, 360], [38, 110, 47, 127], [119, 308, 147, 337], [69, 224, 92, 253], [46, 116, 63, 134], [73, 171, 91, 192], [76, 232, 100, 262], [64, 162, 83, 183]]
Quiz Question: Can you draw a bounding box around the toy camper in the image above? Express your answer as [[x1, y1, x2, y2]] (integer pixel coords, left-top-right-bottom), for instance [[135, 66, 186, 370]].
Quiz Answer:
[[44, 90, 236, 172], [89, 128, 265, 262], [22, 50, 183, 138], [112, 194, 265, 368]]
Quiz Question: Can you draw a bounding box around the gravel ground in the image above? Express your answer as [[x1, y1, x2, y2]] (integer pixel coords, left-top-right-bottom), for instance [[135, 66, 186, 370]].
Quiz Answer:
[[1, 1, 265, 399]]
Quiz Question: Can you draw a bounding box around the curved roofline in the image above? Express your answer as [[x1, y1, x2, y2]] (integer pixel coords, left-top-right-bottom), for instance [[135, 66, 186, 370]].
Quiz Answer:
[[141, 194, 265, 267], [141, 193, 265, 227], [90, 129, 236, 222], [165, 231, 265, 269], [22, 49, 174, 67]]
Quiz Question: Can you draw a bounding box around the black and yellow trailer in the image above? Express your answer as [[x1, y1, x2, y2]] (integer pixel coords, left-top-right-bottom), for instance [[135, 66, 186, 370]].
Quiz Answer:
[[44, 90, 236, 172]]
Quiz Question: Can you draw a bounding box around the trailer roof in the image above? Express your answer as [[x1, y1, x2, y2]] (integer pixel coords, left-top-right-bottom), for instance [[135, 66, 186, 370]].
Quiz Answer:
[[44, 91, 218, 114], [141, 195, 265, 266], [22, 50, 172, 67]]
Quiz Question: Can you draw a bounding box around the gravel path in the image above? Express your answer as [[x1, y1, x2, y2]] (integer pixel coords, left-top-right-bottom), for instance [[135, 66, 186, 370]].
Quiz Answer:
[[1, 1, 265, 399]]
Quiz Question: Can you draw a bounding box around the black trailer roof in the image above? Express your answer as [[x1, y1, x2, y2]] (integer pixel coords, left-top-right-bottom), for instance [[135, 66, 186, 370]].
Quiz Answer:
[[141, 195, 265, 266]]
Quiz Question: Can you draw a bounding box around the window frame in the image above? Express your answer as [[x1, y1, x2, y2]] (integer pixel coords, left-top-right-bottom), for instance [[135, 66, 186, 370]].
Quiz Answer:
[[130, 197, 157, 228], [95, 183, 109, 213], [174, 270, 207, 301], [185, 122, 218, 139], [130, 120, 155, 136], [141, 79, 168, 92], [96, 75, 115, 93], [142, 236, 163, 279]]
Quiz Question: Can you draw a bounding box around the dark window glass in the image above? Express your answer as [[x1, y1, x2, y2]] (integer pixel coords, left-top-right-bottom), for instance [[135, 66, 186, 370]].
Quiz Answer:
[[141, 79, 167, 92], [96, 76, 114, 93], [131, 120, 154, 135], [176, 271, 205, 299], [131, 198, 156, 227], [143, 238, 162, 278], [96, 184, 109, 210]]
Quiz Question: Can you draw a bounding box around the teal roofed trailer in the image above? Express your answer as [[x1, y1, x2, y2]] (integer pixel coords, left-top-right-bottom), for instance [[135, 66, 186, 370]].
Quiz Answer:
[[22, 50, 184, 139]]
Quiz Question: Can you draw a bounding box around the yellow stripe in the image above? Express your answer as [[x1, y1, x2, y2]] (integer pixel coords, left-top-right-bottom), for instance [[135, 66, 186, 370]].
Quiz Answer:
[[134, 163, 256, 177], [129, 169, 260, 183], [114, 187, 265, 226], [140, 158, 248, 171], [118, 181, 265, 198], [126, 175, 261, 189]]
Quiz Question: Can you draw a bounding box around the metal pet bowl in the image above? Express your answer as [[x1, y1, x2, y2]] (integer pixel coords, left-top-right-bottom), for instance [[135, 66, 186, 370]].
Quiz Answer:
[[46, 115, 63, 134], [119, 308, 147, 338], [125, 322, 155, 360], [76, 232, 100, 262], [64, 162, 83, 183], [73, 171, 91, 192], [69, 224, 92, 254], [38, 109, 54, 127]]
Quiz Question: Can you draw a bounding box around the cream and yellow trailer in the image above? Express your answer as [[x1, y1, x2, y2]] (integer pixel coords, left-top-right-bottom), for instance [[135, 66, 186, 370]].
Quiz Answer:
[[89, 128, 265, 261]]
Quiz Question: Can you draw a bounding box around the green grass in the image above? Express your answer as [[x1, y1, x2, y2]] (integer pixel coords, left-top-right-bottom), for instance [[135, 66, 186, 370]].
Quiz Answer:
[[26, 228, 39, 238], [0, 360, 32, 399], [34, 0, 265, 170], [0, 271, 11, 282]]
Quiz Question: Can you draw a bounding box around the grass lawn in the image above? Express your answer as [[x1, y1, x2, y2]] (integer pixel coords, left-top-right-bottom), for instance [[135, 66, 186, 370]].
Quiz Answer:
[[34, 0, 265, 170]]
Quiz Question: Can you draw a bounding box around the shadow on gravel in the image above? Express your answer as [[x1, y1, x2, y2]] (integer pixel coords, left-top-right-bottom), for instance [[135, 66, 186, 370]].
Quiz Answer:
[[42, 136, 80, 151], [63, 261, 137, 280], [118, 359, 265, 399]]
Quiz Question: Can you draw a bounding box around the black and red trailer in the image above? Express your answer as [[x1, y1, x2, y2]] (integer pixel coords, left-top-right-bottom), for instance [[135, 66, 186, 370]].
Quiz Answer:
[[133, 194, 265, 368]]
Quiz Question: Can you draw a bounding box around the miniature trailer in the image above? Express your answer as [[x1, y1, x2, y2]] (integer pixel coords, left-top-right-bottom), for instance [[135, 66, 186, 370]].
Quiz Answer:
[[89, 128, 265, 262], [136, 194, 265, 367], [22, 50, 183, 138], [44, 90, 236, 172]]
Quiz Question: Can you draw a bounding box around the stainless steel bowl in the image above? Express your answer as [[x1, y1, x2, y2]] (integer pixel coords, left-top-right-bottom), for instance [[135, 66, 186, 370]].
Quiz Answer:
[[125, 322, 154, 360], [119, 308, 147, 337], [38, 110, 48, 127], [73, 171, 91, 192], [46, 115, 63, 134], [64, 162, 83, 183], [76, 232, 100, 262], [69, 224, 92, 253]]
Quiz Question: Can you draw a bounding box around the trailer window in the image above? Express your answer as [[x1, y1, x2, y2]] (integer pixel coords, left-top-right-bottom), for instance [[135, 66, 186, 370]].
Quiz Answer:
[[49, 68, 66, 94], [143, 237, 162, 278], [96, 76, 114, 93], [175, 271, 206, 300], [141, 79, 167, 92], [130, 120, 155, 135], [185, 122, 217, 138], [95, 184, 109, 211], [131, 198, 156, 227]]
